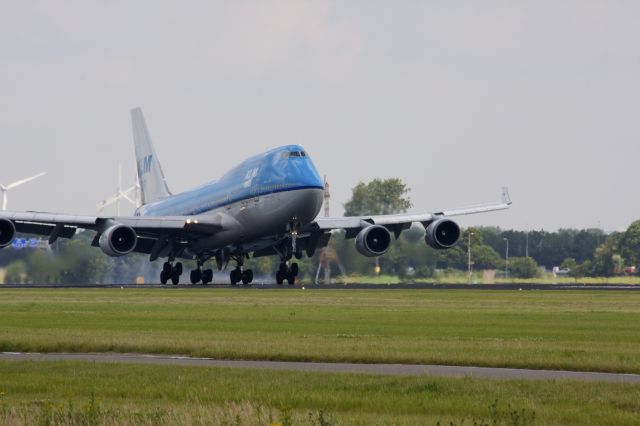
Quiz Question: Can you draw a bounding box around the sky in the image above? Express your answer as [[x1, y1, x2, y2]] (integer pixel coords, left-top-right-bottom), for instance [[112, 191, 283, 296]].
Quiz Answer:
[[1, 1, 639, 232]]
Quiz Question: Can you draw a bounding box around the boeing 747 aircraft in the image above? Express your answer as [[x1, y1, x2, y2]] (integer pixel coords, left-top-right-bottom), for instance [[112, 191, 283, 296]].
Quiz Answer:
[[0, 108, 511, 285]]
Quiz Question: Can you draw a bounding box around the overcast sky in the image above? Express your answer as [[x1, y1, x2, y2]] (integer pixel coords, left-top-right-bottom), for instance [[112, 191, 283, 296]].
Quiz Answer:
[[1, 1, 638, 231]]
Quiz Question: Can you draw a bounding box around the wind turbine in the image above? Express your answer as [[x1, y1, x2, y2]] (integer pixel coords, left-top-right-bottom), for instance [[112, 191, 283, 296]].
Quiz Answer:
[[97, 164, 140, 215], [0, 172, 47, 211]]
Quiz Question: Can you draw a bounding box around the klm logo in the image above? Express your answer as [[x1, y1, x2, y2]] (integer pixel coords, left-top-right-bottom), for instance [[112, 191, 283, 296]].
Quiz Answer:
[[243, 167, 258, 188], [138, 155, 153, 176]]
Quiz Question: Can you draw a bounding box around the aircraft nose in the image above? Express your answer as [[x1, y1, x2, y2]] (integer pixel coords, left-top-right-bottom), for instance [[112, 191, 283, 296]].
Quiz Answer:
[[294, 188, 324, 224]]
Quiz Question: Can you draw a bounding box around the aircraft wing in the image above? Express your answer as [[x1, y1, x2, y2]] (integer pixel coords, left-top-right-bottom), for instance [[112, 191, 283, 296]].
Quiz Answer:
[[0, 210, 225, 255], [303, 187, 512, 238]]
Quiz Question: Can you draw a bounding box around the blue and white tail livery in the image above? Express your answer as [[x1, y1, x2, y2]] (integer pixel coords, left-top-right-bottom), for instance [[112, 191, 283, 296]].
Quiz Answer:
[[0, 108, 512, 285]]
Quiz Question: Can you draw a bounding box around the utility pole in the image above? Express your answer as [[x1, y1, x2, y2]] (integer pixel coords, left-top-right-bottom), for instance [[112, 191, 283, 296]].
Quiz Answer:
[[503, 237, 509, 279], [467, 231, 474, 284]]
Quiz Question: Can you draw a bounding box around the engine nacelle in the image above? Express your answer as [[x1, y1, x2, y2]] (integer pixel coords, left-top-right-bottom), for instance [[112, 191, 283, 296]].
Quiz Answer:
[[0, 218, 16, 248], [425, 218, 460, 249], [355, 225, 392, 257], [98, 224, 138, 257]]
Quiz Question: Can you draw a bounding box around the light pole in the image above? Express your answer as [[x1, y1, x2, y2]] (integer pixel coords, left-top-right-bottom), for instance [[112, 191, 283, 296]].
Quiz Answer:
[[503, 237, 509, 279], [468, 231, 474, 284]]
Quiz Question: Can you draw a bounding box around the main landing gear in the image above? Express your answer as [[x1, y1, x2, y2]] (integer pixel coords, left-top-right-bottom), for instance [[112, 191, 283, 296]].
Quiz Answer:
[[190, 260, 214, 285], [160, 261, 182, 285], [229, 255, 253, 285], [276, 262, 298, 285], [160, 259, 213, 285], [230, 267, 254, 285]]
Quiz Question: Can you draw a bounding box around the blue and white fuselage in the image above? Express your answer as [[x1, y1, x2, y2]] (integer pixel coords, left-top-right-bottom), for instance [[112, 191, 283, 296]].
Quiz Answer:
[[136, 145, 325, 250]]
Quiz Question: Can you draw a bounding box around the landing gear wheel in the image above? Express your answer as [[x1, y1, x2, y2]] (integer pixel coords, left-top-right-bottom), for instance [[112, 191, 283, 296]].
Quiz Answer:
[[276, 270, 284, 285], [290, 263, 299, 277], [161, 261, 182, 285], [242, 269, 253, 285], [287, 274, 296, 286], [230, 268, 242, 285], [190, 269, 202, 284], [202, 269, 213, 285]]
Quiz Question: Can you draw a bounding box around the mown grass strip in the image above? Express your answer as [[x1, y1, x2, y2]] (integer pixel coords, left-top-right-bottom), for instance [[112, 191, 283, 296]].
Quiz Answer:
[[1, 289, 639, 373]]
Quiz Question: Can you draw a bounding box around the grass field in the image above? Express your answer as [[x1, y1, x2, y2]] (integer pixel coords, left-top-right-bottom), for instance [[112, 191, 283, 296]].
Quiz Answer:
[[1, 288, 640, 374], [1, 360, 640, 425]]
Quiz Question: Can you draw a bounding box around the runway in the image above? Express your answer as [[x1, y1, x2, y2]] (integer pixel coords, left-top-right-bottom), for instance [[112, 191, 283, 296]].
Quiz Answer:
[[0, 282, 639, 290], [2, 352, 639, 383]]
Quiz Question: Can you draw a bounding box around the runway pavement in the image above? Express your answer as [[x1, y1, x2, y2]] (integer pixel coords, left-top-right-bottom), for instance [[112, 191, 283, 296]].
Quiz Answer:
[[2, 352, 640, 383], [1, 283, 639, 290]]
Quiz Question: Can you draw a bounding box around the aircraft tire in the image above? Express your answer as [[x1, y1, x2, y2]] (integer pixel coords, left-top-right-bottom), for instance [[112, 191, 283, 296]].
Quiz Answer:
[[160, 270, 169, 285], [202, 269, 213, 284], [287, 274, 296, 286], [242, 269, 253, 285], [230, 268, 241, 285], [276, 271, 284, 285], [290, 263, 299, 277], [174, 262, 183, 276], [190, 270, 201, 284]]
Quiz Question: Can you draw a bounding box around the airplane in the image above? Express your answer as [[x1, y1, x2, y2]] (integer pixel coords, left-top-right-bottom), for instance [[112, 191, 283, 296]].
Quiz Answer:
[[0, 108, 512, 285]]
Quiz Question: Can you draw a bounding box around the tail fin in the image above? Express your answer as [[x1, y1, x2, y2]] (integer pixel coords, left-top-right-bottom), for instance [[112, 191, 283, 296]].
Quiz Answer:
[[131, 108, 172, 205]]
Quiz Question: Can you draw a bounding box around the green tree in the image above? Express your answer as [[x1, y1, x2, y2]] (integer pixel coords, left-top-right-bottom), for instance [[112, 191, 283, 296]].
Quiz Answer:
[[4, 260, 26, 284], [572, 260, 593, 281], [619, 220, 640, 267], [472, 245, 503, 270], [453, 228, 503, 270], [560, 258, 577, 272], [343, 178, 412, 216], [592, 233, 621, 277], [508, 257, 540, 279], [26, 250, 61, 283]]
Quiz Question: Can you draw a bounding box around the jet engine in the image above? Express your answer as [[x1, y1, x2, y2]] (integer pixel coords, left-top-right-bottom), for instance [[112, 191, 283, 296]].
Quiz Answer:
[[355, 225, 392, 257], [99, 224, 138, 257], [425, 218, 460, 249], [0, 218, 16, 248]]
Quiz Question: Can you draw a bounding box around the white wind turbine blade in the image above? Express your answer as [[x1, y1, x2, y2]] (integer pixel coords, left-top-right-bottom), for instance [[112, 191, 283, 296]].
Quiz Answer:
[[97, 188, 137, 214], [119, 186, 136, 205], [5, 172, 47, 190], [97, 193, 122, 213]]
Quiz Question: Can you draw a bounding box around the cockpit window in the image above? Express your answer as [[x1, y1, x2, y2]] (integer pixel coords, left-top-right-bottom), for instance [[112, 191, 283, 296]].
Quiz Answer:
[[282, 151, 306, 158]]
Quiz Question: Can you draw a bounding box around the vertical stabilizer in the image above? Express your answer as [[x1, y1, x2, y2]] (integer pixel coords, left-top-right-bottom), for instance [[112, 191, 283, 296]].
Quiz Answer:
[[131, 108, 172, 205]]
